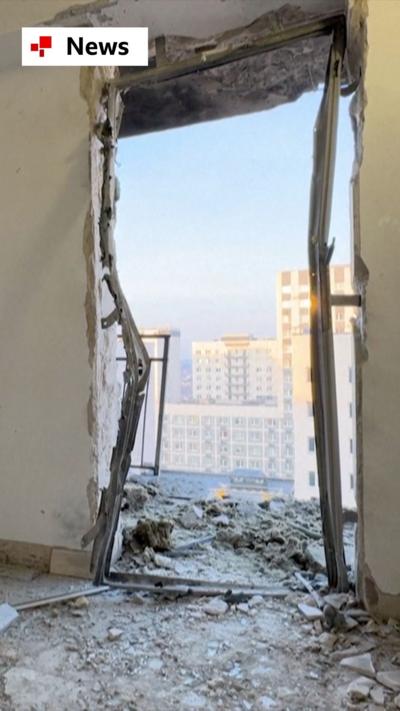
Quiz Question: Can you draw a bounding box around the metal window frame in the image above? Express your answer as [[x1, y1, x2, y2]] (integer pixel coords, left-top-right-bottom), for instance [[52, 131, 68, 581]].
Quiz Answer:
[[122, 332, 171, 477], [87, 12, 360, 596]]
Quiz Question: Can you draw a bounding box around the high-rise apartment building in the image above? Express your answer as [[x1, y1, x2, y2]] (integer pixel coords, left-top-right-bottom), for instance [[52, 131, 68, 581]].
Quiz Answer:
[[192, 335, 280, 404], [157, 264, 357, 508]]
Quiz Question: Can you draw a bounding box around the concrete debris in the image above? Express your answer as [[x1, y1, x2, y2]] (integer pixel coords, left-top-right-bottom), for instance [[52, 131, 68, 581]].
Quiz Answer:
[[258, 695, 277, 708], [124, 518, 174, 552], [180, 505, 204, 530], [69, 596, 89, 609], [340, 653, 376, 679], [395, 693, 400, 708], [376, 670, 400, 692], [370, 685, 385, 705], [122, 483, 149, 511], [0, 603, 18, 634], [322, 603, 359, 632], [298, 603, 323, 621], [107, 627, 123, 641], [249, 595, 264, 608], [323, 592, 349, 610], [331, 644, 377, 662], [346, 676, 374, 702], [318, 631, 337, 650], [203, 598, 229, 616], [153, 553, 177, 570]]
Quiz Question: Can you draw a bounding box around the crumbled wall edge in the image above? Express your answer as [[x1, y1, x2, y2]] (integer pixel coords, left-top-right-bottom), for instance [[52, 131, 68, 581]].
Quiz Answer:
[[80, 66, 120, 525]]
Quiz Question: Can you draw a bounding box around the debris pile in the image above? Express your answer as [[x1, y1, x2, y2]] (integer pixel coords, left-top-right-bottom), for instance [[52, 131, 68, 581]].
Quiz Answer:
[[120, 485, 330, 582]]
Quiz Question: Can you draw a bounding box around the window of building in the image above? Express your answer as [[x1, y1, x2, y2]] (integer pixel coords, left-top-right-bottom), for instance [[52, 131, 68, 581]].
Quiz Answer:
[[309, 471, 316, 487], [350, 438, 353, 454], [348, 367, 353, 384], [349, 402, 353, 418], [307, 401, 313, 417], [299, 270, 309, 286], [350, 474, 355, 490], [308, 437, 315, 452]]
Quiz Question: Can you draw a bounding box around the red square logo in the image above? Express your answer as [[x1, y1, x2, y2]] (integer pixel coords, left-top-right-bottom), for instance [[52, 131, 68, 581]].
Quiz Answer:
[[40, 36, 52, 49]]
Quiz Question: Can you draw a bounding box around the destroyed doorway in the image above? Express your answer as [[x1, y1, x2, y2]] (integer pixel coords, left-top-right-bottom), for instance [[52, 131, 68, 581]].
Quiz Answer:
[[89, 13, 359, 595]]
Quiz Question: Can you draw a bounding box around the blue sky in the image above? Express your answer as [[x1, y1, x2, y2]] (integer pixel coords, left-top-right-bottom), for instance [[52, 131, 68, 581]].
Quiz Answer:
[[115, 91, 353, 359]]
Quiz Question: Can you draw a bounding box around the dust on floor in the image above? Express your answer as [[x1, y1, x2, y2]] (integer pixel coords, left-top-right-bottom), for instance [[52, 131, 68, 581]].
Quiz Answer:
[[1, 486, 400, 710]]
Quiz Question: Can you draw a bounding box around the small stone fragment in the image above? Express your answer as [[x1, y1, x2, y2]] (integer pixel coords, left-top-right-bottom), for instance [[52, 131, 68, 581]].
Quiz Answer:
[[70, 596, 89, 609], [237, 603, 249, 614], [213, 514, 230, 526], [204, 598, 229, 616], [370, 686, 385, 705], [298, 603, 323, 621], [323, 592, 349, 610], [153, 553, 176, 570], [340, 653, 376, 679], [344, 615, 359, 630], [318, 631, 337, 650], [258, 696, 277, 709], [122, 483, 148, 511], [249, 595, 264, 609], [395, 693, 400, 708], [376, 670, 400, 691], [107, 627, 123, 641], [346, 676, 374, 702]]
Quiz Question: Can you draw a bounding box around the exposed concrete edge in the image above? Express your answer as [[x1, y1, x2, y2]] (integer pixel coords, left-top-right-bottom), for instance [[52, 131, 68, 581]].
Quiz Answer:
[[363, 563, 400, 621]]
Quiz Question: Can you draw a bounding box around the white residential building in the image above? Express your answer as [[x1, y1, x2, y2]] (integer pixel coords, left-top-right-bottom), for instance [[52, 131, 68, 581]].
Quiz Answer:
[[192, 335, 281, 404], [291, 333, 356, 508], [161, 402, 296, 481], [155, 264, 357, 507]]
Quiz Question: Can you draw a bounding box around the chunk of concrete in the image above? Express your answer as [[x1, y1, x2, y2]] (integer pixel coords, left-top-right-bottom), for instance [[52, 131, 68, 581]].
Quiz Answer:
[[340, 653, 376, 679], [370, 685, 385, 706], [347, 676, 373, 702], [376, 670, 400, 692], [0, 604, 18, 633], [298, 602, 323, 621], [323, 592, 349, 610], [107, 627, 123, 641], [204, 598, 228, 616]]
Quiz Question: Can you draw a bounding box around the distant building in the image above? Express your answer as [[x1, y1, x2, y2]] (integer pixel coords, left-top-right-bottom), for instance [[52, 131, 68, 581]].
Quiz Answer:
[[158, 264, 356, 507], [161, 402, 294, 480], [291, 332, 356, 508], [192, 335, 281, 404]]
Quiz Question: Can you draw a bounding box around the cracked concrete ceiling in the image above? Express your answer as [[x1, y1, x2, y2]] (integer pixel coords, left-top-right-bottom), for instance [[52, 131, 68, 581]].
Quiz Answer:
[[2, 0, 346, 136]]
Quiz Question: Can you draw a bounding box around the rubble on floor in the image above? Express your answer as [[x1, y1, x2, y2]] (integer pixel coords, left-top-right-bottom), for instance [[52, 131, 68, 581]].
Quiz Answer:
[[1, 484, 400, 709]]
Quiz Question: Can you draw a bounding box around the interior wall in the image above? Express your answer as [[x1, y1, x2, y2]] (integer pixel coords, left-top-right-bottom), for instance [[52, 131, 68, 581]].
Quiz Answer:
[[0, 2, 109, 553], [356, 0, 400, 618]]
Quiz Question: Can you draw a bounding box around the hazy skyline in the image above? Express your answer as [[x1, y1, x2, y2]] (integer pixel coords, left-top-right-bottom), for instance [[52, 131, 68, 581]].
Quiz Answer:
[[115, 90, 353, 359]]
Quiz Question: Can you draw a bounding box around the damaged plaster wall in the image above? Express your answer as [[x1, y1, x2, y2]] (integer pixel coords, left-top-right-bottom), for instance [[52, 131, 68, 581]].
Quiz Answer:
[[0, 0, 114, 557], [355, 0, 400, 618]]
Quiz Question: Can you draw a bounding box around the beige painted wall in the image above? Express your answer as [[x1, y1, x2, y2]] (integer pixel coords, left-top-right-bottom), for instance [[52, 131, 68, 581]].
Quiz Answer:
[[0, 6, 95, 550], [359, 0, 400, 614]]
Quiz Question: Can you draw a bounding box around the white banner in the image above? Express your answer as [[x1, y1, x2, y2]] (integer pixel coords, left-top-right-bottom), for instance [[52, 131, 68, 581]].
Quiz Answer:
[[21, 27, 148, 67]]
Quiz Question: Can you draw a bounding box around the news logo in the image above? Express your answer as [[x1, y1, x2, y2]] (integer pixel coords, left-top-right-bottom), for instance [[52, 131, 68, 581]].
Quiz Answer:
[[22, 27, 148, 67], [30, 36, 52, 58]]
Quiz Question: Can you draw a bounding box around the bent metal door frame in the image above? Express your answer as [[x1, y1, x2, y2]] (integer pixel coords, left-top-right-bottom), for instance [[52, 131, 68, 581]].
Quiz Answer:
[[87, 14, 354, 594]]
